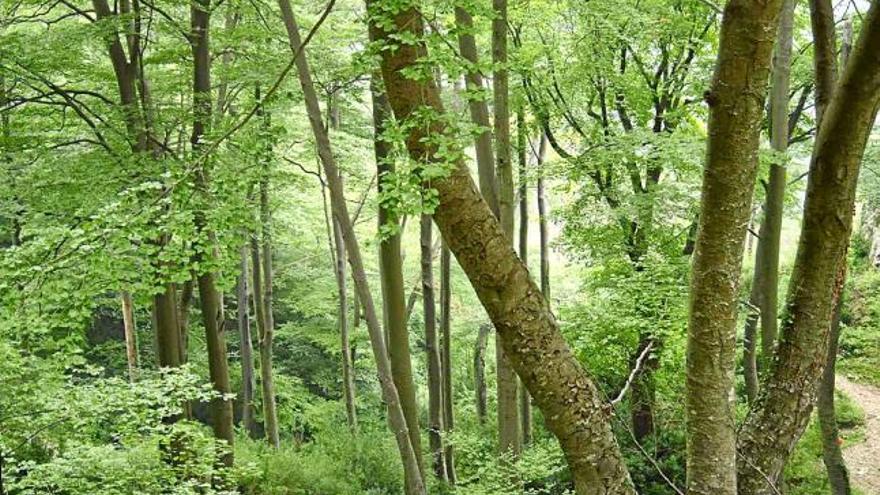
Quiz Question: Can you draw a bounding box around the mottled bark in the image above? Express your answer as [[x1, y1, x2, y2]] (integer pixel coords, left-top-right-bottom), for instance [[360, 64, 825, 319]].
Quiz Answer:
[[736, 5, 880, 492], [474, 323, 490, 425], [279, 5, 426, 492], [817, 13, 851, 495], [368, 3, 635, 493], [250, 234, 279, 447], [685, 1, 785, 494], [516, 109, 532, 446], [440, 242, 457, 483], [121, 291, 139, 382], [492, 0, 520, 458], [258, 176, 281, 449], [422, 215, 447, 481], [819, 284, 851, 495], [236, 247, 258, 438]]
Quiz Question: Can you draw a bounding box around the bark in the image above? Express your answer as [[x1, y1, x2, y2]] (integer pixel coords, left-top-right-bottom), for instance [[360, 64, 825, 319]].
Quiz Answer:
[[685, 1, 785, 494], [368, 3, 635, 493], [332, 214, 358, 430], [177, 279, 194, 366], [817, 13, 851, 495], [492, 0, 520, 458], [535, 134, 549, 300], [258, 175, 281, 449], [250, 234, 279, 446], [440, 241, 457, 483], [743, 273, 761, 403], [809, 0, 838, 127], [819, 282, 851, 495], [371, 77, 422, 466], [474, 323, 491, 425], [236, 247, 258, 438], [121, 291, 139, 382], [278, 5, 426, 493], [757, 0, 795, 365], [190, 0, 235, 466], [154, 284, 182, 369], [736, 5, 880, 491], [454, 5, 498, 216], [516, 108, 532, 446], [422, 215, 447, 481]]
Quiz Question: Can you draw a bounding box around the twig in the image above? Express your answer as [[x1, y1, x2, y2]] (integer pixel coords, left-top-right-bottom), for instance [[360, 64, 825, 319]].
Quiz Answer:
[[611, 341, 654, 405]]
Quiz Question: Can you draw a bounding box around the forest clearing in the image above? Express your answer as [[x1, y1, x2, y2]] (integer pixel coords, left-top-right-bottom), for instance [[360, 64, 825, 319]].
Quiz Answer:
[[3, 0, 880, 494]]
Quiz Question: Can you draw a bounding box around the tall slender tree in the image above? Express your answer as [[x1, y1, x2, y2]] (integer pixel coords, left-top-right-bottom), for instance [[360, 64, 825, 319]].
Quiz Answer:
[[736, 4, 880, 491], [278, 4, 426, 492], [439, 241, 456, 483], [685, 1, 785, 494], [121, 291, 138, 382], [516, 106, 532, 446], [492, 0, 520, 458], [236, 249, 258, 437], [422, 215, 447, 480]]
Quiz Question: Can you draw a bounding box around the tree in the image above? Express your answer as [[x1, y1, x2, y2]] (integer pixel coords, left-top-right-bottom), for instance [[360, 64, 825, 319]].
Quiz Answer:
[[684, 1, 785, 494], [277, 3, 426, 492], [236, 248, 258, 437], [736, 4, 880, 491], [422, 215, 447, 480], [368, 1, 635, 492]]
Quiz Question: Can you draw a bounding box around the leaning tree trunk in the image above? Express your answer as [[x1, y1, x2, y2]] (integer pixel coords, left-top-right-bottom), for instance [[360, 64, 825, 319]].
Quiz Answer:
[[815, 8, 851, 495], [422, 215, 448, 481], [736, 5, 880, 492], [368, 3, 635, 493], [190, 0, 234, 466], [236, 248, 258, 438], [492, 0, 520, 459], [685, 1, 785, 494], [278, 5, 426, 493], [439, 241, 457, 483]]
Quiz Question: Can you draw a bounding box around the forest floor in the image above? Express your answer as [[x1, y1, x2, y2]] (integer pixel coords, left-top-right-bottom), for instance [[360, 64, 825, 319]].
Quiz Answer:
[[838, 375, 880, 493]]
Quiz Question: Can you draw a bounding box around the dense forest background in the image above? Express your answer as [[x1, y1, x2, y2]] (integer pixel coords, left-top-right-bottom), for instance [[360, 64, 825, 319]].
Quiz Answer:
[[2, 0, 880, 493]]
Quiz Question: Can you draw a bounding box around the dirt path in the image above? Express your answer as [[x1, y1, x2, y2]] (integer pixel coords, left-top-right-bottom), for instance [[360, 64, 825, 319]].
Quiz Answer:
[[837, 375, 880, 493]]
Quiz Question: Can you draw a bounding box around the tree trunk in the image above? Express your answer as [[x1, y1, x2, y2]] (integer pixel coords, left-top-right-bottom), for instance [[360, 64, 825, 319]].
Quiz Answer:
[[516, 108, 532, 447], [250, 234, 279, 447], [237, 247, 258, 438], [492, 0, 520, 459], [190, 0, 234, 466], [817, 16, 852, 495], [536, 134, 549, 300], [819, 283, 851, 495], [454, 5, 498, 217], [177, 279, 194, 368], [743, 272, 761, 403], [258, 175, 281, 449], [368, 3, 635, 493], [685, 1, 785, 494], [736, 5, 880, 492], [121, 291, 139, 382], [333, 213, 358, 431], [371, 77, 421, 467], [809, 0, 838, 127], [278, 5, 426, 493], [757, 0, 795, 366], [474, 323, 490, 425], [422, 215, 447, 481], [440, 241, 457, 483], [153, 285, 182, 369]]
